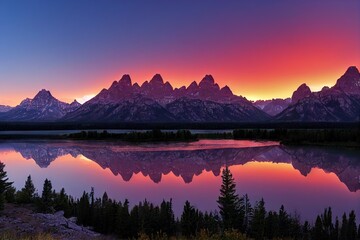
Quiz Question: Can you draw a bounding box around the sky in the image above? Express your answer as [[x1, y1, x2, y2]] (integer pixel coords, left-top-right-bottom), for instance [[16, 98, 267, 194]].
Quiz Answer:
[[0, 0, 359, 106]]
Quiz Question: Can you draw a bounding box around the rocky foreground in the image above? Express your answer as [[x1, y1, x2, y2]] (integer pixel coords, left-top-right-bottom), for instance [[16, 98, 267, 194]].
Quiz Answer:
[[0, 204, 107, 240]]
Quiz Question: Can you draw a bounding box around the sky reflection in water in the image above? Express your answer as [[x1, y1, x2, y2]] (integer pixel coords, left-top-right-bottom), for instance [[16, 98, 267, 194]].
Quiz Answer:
[[0, 139, 359, 222]]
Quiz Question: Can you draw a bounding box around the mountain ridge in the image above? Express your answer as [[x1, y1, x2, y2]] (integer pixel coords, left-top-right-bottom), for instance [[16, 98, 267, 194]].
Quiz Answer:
[[0, 89, 82, 121], [276, 66, 360, 122], [0, 66, 359, 122], [63, 74, 269, 122]]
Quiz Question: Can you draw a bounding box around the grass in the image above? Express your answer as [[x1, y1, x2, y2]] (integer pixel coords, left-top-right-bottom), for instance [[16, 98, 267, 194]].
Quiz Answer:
[[0, 232, 58, 240]]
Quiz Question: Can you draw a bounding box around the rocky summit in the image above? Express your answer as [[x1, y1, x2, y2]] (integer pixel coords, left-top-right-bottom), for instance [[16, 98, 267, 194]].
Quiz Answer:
[[291, 84, 312, 104], [253, 98, 292, 116], [0, 105, 12, 113], [0, 66, 359, 122], [276, 67, 360, 122], [0, 90, 81, 121], [63, 74, 268, 122]]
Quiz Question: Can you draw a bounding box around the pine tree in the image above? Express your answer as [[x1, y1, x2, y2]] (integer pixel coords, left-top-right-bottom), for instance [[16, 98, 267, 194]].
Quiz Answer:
[[4, 186, 16, 203], [54, 188, 70, 216], [181, 200, 197, 237], [303, 221, 310, 240], [278, 205, 289, 237], [77, 191, 90, 226], [348, 210, 357, 240], [116, 199, 131, 239], [313, 215, 324, 240], [252, 198, 266, 240], [333, 217, 339, 240], [321, 207, 333, 238], [18, 175, 35, 203], [217, 166, 240, 230], [39, 178, 53, 213], [240, 193, 253, 233], [0, 162, 13, 210], [340, 213, 348, 240], [160, 199, 175, 235]]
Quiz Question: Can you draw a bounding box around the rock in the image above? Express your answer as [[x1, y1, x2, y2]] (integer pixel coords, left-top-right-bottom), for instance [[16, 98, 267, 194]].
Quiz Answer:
[[0, 204, 101, 240], [291, 83, 311, 103]]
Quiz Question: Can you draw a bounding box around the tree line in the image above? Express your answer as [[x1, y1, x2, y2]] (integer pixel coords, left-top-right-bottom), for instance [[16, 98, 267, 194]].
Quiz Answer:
[[233, 128, 360, 146], [1, 161, 360, 239], [67, 129, 196, 142]]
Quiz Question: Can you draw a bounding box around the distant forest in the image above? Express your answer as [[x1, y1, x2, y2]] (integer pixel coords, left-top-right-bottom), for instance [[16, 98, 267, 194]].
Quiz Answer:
[[0, 121, 359, 131], [1, 126, 359, 147], [1, 162, 359, 240]]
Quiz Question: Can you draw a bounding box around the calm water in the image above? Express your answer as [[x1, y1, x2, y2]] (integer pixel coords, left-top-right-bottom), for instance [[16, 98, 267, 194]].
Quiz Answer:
[[0, 129, 233, 135], [0, 139, 359, 222]]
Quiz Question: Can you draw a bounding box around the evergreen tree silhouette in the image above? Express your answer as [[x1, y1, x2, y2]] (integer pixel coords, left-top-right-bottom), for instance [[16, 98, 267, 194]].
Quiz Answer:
[[217, 166, 240, 230], [0, 162, 12, 210]]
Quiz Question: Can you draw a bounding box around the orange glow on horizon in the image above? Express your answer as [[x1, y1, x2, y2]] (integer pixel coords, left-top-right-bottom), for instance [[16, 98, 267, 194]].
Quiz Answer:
[[2, 62, 359, 107]]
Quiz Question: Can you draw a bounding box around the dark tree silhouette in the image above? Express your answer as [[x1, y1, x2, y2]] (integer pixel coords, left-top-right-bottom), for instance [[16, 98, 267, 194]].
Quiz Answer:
[[0, 161, 12, 210], [239, 193, 253, 233], [181, 200, 197, 237], [4, 186, 16, 203], [18, 175, 36, 203], [348, 210, 357, 240], [217, 166, 240, 230], [39, 178, 53, 213], [340, 213, 348, 240], [77, 191, 90, 226], [313, 215, 324, 239], [115, 199, 131, 239], [321, 207, 334, 238], [252, 198, 266, 240]]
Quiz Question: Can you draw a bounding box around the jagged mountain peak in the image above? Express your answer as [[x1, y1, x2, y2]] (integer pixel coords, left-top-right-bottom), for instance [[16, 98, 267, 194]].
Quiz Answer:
[[119, 74, 132, 86], [34, 89, 53, 100], [70, 99, 81, 106], [333, 66, 360, 94], [199, 75, 215, 86], [164, 81, 173, 90], [0, 105, 12, 113], [292, 83, 311, 103], [110, 74, 132, 89], [141, 81, 148, 87], [20, 98, 32, 106], [298, 83, 310, 89], [220, 85, 233, 95], [110, 81, 118, 89], [0, 89, 78, 121], [322, 86, 330, 91], [344, 66, 359, 76], [187, 81, 198, 90], [149, 74, 164, 84]]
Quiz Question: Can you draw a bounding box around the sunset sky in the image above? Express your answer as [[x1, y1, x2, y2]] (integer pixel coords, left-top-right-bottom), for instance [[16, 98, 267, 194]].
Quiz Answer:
[[0, 0, 359, 106]]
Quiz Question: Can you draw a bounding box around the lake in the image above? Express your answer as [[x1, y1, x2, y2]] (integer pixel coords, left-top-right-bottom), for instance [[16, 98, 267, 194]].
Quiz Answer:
[[0, 139, 359, 223]]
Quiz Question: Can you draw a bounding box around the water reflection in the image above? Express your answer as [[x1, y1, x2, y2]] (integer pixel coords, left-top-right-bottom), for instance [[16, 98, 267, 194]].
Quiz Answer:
[[5, 140, 360, 192], [0, 140, 359, 220]]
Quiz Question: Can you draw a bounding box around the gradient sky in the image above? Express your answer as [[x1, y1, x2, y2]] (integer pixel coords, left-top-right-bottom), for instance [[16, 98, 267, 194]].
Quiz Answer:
[[0, 0, 359, 106]]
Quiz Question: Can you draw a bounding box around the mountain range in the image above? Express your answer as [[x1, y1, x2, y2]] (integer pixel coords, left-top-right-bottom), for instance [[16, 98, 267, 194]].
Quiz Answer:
[[0, 105, 12, 113], [0, 66, 359, 122], [0, 90, 81, 121]]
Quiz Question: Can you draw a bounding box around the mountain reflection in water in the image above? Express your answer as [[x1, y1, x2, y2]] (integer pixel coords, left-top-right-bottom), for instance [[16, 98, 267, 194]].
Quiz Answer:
[[4, 140, 360, 192], [1, 139, 359, 220]]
